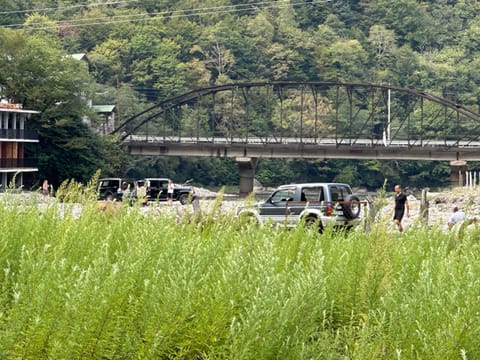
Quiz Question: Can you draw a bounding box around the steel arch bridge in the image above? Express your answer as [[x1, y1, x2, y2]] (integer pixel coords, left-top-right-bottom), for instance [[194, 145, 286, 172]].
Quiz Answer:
[[112, 81, 480, 194]]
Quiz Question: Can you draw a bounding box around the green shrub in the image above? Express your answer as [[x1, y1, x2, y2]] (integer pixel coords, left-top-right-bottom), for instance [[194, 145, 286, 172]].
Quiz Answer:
[[0, 183, 479, 359]]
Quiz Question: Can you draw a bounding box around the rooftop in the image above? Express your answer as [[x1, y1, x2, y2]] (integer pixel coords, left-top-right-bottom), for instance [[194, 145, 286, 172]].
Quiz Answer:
[[92, 105, 115, 113]]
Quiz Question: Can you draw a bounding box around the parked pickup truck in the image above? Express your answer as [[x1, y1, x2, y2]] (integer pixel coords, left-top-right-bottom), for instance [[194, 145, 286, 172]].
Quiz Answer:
[[236, 183, 362, 232]]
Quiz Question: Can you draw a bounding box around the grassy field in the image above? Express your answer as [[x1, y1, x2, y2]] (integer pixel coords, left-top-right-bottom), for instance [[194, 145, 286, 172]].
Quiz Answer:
[[0, 186, 479, 359]]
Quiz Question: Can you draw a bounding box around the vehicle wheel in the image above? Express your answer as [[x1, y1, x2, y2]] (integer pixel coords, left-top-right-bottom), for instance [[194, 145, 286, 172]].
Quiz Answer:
[[304, 215, 323, 233], [178, 194, 189, 205], [342, 195, 361, 220], [105, 193, 114, 202]]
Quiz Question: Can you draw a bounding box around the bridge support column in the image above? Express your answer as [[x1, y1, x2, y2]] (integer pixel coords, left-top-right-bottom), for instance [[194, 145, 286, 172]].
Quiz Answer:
[[450, 160, 467, 187], [237, 157, 258, 198]]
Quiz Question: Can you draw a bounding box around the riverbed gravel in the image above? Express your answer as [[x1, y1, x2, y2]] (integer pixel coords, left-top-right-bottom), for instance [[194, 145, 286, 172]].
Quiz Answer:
[[4, 186, 480, 232]]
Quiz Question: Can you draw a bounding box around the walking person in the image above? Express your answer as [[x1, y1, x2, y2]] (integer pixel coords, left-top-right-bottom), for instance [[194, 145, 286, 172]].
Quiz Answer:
[[167, 179, 174, 205], [42, 179, 50, 201], [136, 181, 147, 207], [393, 184, 409, 232]]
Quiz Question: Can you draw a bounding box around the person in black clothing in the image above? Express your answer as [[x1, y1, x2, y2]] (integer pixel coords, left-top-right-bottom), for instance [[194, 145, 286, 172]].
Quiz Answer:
[[393, 184, 409, 232]]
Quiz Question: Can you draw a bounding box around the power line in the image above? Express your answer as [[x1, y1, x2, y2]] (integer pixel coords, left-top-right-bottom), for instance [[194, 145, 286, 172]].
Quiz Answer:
[[0, 0, 142, 15], [2, 0, 329, 30], [4, 0, 293, 25]]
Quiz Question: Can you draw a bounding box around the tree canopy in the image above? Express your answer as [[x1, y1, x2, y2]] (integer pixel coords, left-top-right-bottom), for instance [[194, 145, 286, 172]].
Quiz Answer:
[[1, 0, 480, 190]]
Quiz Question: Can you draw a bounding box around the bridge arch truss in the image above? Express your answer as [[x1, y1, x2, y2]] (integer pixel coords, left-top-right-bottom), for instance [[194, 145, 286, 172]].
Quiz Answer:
[[113, 81, 480, 161]]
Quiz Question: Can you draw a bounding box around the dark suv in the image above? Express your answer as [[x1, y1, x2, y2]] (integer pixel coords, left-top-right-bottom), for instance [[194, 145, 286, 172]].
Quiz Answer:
[[97, 178, 136, 201], [142, 178, 195, 205], [237, 182, 362, 232]]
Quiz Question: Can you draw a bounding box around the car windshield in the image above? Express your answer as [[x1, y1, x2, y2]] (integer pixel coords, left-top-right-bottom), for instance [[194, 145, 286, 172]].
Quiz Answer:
[[271, 188, 295, 203]]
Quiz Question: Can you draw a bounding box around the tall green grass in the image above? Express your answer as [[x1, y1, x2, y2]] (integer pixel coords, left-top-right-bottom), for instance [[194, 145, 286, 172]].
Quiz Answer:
[[0, 184, 479, 359]]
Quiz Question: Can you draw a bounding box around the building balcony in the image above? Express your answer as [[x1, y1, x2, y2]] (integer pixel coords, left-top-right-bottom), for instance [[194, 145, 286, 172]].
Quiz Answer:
[[0, 158, 38, 171], [0, 129, 38, 142]]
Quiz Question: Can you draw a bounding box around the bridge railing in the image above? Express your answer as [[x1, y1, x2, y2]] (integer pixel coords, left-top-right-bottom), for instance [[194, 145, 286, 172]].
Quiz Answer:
[[118, 82, 480, 147]]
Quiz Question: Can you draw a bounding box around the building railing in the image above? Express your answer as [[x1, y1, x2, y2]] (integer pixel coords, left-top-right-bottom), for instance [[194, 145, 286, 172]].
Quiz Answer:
[[0, 129, 38, 141], [0, 158, 38, 169]]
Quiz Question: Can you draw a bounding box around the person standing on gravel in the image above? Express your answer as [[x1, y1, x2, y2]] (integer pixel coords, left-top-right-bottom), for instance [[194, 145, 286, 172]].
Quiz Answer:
[[136, 181, 147, 207], [393, 184, 409, 232], [167, 179, 174, 205], [42, 179, 50, 201]]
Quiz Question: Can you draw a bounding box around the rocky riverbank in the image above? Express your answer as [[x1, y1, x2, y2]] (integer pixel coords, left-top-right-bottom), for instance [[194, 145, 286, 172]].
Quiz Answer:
[[391, 186, 479, 231], [4, 186, 479, 232], [211, 186, 480, 232]]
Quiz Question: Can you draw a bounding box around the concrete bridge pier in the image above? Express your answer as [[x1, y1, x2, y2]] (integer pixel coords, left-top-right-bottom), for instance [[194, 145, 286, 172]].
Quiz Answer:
[[237, 157, 258, 197], [450, 160, 467, 187]]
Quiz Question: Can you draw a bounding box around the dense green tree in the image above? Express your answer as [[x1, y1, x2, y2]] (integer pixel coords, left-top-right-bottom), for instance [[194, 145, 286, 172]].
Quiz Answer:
[[367, 25, 397, 78], [256, 159, 297, 187], [198, 16, 261, 81], [127, 23, 188, 100], [34, 117, 110, 187], [127, 156, 238, 187], [0, 1, 478, 189], [0, 28, 111, 187], [89, 38, 131, 86], [0, 0, 24, 26], [22, 13, 58, 38], [315, 39, 369, 82], [360, 0, 434, 50], [267, 7, 314, 80], [293, 0, 359, 31], [73, 8, 126, 51], [390, 45, 425, 89], [427, 1, 468, 48], [188, 29, 236, 84], [0, 28, 88, 111]]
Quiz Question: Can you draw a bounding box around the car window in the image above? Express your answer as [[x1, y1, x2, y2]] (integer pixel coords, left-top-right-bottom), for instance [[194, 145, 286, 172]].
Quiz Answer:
[[330, 185, 351, 201], [148, 180, 157, 188], [302, 186, 324, 202], [122, 181, 134, 190], [271, 189, 295, 203]]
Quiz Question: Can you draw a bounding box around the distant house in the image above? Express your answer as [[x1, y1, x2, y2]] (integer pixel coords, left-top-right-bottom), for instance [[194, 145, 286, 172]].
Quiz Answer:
[[70, 53, 88, 62], [0, 103, 39, 189], [70, 53, 91, 73], [69, 53, 117, 135], [92, 104, 116, 135]]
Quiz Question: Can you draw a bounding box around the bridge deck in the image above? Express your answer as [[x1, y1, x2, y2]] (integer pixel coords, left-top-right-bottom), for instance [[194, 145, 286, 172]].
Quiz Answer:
[[125, 136, 480, 161]]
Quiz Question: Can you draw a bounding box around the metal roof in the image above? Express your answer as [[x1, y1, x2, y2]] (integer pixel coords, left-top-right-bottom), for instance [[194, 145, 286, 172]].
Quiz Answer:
[[71, 53, 87, 61], [92, 105, 115, 113]]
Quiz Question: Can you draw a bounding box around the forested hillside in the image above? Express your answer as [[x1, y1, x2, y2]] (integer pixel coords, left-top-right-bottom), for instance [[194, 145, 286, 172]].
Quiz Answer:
[[1, 0, 480, 190]]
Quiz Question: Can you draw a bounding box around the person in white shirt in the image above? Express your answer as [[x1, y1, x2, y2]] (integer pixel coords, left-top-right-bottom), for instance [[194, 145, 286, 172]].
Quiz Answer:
[[167, 179, 174, 205], [448, 206, 467, 229]]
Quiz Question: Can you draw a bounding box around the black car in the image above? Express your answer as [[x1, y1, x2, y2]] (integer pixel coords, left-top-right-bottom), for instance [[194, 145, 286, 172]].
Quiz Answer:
[[97, 178, 136, 201], [143, 178, 194, 205]]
